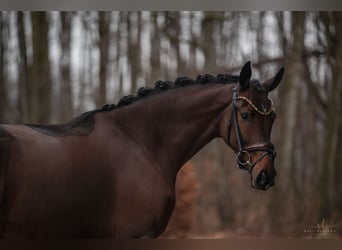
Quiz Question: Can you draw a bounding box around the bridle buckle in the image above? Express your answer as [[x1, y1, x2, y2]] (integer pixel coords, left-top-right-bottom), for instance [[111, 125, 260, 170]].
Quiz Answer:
[[236, 150, 251, 168]]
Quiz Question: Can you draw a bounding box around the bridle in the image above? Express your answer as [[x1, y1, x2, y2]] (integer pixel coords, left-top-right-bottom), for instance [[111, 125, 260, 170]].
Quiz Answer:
[[227, 85, 277, 175]]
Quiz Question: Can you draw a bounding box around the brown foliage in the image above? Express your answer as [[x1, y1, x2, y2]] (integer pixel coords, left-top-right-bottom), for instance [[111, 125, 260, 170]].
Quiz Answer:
[[161, 162, 200, 238]]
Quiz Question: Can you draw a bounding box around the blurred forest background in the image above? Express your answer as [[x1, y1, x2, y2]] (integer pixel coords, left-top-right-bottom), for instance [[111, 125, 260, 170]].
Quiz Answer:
[[0, 11, 341, 238]]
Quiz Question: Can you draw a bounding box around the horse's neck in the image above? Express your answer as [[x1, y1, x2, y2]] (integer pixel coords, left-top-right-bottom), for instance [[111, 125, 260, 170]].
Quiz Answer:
[[110, 84, 233, 182]]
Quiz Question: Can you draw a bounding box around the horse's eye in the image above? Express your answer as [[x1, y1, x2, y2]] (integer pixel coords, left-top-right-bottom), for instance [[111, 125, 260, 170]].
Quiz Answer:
[[241, 112, 249, 121]]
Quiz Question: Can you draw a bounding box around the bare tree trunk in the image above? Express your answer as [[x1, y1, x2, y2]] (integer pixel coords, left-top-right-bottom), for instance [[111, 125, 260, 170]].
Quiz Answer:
[[280, 12, 305, 191], [202, 13, 217, 72], [164, 12, 184, 76], [30, 12, 51, 124], [127, 12, 141, 92], [97, 11, 111, 106], [320, 12, 342, 221], [188, 12, 197, 73], [335, 86, 342, 217], [254, 12, 267, 78], [16, 12, 30, 123], [150, 12, 161, 85], [59, 12, 73, 121], [116, 12, 124, 96], [0, 12, 7, 123]]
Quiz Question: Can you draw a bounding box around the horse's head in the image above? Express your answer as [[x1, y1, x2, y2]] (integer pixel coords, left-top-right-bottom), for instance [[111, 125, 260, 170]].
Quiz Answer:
[[221, 62, 284, 190]]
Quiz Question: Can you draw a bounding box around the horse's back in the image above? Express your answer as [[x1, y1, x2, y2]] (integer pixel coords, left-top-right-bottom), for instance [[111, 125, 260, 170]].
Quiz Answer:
[[0, 124, 116, 237]]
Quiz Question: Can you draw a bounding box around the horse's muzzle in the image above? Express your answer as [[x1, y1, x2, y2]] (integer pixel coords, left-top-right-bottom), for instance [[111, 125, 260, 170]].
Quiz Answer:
[[252, 170, 276, 191]]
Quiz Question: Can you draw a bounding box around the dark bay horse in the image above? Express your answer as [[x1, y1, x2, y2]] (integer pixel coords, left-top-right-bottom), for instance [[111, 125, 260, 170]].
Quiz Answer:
[[0, 62, 284, 238]]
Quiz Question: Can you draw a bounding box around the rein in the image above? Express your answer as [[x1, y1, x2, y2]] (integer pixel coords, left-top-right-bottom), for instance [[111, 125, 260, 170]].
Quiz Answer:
[[227, 85, 276, 174]]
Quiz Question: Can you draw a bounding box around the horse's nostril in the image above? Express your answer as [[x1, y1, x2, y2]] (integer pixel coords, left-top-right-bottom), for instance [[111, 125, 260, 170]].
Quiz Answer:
[[256, 171, 268, 187], [253, 171, 275, 190]]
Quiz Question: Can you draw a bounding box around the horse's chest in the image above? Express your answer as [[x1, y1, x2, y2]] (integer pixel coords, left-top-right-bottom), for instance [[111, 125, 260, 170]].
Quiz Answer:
[[113, 173, 176, 238]]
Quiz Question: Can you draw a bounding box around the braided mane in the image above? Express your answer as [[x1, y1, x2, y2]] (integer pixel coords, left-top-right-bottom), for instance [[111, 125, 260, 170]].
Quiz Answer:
[[73, 73, 240, 125], [104, 73, 239, 110]]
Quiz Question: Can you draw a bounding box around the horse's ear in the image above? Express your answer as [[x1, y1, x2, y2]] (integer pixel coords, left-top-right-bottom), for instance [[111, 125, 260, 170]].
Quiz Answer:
[[239, 61, 252, 89], [264, 67, 284, 92]]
